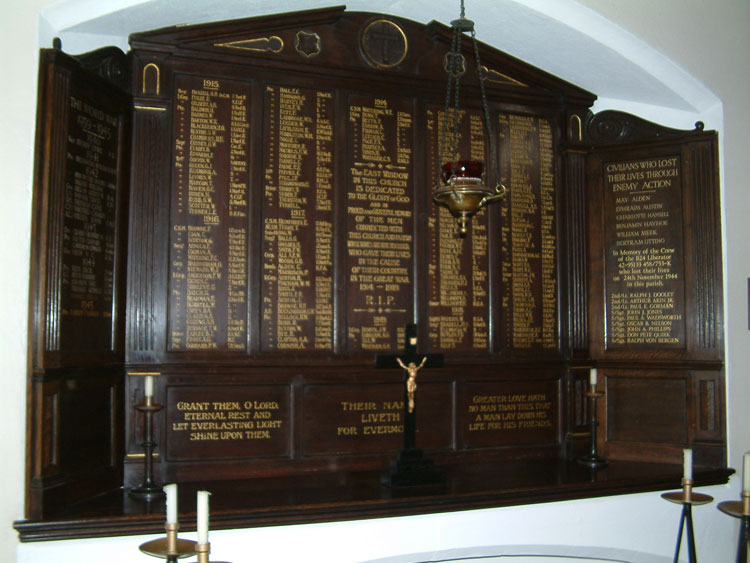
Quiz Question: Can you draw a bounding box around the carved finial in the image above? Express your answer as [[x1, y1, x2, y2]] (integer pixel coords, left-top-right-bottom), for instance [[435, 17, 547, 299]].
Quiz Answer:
[[53, 37, 62, 50], [694, 121, 705, 131]]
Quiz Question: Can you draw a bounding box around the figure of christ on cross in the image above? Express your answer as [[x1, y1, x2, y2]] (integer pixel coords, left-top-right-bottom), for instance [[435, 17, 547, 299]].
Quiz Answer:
[[396, 356, 427, 414]]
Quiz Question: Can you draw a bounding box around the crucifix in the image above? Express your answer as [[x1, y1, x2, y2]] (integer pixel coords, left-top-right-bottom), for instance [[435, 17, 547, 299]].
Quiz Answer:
[[376, 324, 445, 486]]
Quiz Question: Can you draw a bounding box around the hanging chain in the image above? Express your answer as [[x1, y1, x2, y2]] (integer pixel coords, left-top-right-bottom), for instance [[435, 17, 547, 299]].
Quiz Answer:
[[438, 20, 463, 186], [451, 23, 462, 176], [471, 29, 500, 189]]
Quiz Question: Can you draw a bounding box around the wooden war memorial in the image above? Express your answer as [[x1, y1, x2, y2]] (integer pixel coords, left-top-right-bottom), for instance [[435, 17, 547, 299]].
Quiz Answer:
[[17, 6, 727, 541]]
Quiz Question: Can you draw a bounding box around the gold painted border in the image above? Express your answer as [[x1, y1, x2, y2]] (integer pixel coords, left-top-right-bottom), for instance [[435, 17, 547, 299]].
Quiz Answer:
[[480, 65, 527, 87], [142, 63, 160, 95], [215, 36, 284, 54], [134, 105, 167, 112]]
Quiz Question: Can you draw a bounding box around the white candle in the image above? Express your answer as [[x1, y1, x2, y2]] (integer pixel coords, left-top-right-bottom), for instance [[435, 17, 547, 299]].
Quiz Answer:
[[589, 368, 597, 387], [144, 375, 154, 399], [683, 448, 693, 481], [743, 451, 750, 492], [197, 490, 211, 545], [164, 483, 178, 524]]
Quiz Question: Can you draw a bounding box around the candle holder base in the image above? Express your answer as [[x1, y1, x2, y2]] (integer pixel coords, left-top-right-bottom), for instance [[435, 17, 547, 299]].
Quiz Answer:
[[129, 484, 166, 501], [139, 537, 198, 560], [576, 452, 609, 469]]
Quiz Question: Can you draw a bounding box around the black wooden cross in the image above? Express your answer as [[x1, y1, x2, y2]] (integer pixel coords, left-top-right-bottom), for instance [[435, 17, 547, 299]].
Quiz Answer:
[[375, 324, 443, 450], [376, 324, 445, 487]]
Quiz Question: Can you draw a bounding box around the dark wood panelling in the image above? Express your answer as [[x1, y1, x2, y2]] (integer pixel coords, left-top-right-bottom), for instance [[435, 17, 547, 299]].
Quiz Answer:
[[22, 8, 726, 535]]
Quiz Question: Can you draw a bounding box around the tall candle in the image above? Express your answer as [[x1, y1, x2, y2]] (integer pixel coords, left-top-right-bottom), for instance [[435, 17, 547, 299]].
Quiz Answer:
[[589, 368, 597, 387], [164, 483, 178, 524], [144, 375, 154, 399], [683, 448, 693, 481], [743, 451, 750, 492], [197, 490, 211, 545]]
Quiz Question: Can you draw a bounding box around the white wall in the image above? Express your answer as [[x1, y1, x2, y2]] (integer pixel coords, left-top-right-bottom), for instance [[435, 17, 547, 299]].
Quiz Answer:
[[3, 1, 748, 562]]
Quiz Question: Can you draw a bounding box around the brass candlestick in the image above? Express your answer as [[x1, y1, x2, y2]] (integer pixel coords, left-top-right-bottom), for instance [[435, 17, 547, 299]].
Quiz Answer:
[[129, 392, 164, 500], [717, 490, 750, 563], [662, 478, 714, 563], [577, 384, 607, 468], [139, 522, 197, 562], [193, 542, 231, 563]]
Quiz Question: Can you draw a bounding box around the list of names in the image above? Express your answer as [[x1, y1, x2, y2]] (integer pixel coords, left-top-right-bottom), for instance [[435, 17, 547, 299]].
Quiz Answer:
[[426, 107, 490, 351], [498, 114, 557, 350], [604, 156, 685, 347], [168, 75, 250, 351], [261, 85, 334, 351]]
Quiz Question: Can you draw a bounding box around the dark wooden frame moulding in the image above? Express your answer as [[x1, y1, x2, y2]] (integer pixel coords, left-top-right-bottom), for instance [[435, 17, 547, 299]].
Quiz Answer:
[[17, 6, 728, 542]]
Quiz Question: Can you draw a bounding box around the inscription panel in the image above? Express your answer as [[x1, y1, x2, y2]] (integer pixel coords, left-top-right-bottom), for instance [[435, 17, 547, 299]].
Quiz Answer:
[[168, 75, 250, 352], [166, 385, 290, 460], [498, 114, 557, 350], [346, 95, 414, 351], [426, 107, 490, 352], [59, 87, 121, 352], [603, 156, 685, 348], [302, 383, 453, 455], [261, 85, 334, 351], [460, 380, 558, 447]]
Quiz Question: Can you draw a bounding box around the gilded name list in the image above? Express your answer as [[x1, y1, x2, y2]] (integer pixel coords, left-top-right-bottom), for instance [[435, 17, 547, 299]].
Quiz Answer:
[[261, 85, 334, 351], [604, 156, 685, 348], [346, 96, 414, 351], [426, 107, 490, 351], [498, 114, 557, 350], [168, 76, 250, 351], [60, 90, 120, 351]]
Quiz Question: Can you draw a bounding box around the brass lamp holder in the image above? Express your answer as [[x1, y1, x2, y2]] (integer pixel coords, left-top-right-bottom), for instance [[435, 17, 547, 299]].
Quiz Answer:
[[661, 478, 714, 563], [139, 522, 197, 562], [434, 0, 508, 235], [434, 175, 506, 236], [717, 490, 750, 562]]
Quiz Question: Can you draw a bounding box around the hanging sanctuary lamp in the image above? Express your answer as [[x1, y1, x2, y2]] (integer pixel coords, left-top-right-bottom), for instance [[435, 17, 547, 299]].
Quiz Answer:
[[433, 0, 507, 235]]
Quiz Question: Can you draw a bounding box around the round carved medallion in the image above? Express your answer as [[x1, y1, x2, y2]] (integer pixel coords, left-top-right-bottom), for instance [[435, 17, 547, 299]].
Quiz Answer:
[[360, 19, 408, 69]]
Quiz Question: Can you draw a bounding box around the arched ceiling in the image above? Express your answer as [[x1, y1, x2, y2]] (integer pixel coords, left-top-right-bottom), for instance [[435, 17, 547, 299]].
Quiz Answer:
[[39, 0, 719, 115]]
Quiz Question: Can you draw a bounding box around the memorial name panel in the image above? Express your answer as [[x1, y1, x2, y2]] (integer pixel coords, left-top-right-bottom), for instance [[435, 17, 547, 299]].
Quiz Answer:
[[460, 380, 558, 447], [166, 384, 290, 460], [426, 107, 490, 352], [603, 156, 685, 348], [60, 86, 121, 351], [302, 383, 453, 455], [261, 85, 334, 351], [168, 75, 250, 352], [346, 95, 414, 351], [498, 114, 557, 350]]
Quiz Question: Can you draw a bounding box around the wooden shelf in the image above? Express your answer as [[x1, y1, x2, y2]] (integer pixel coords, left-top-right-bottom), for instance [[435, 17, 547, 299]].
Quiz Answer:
[[15, 459, 733, 542]]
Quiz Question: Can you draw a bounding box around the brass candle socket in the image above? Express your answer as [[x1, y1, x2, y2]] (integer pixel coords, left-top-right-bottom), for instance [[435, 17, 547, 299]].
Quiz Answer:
[[166, 523, 179, 555], [196, 542, 210, 563], [193, 541, 232, 563], [682, 478, 694, 502]]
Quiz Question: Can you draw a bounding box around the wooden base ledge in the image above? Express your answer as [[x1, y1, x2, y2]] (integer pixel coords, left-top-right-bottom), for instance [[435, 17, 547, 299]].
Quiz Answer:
[[15, 460, 733, 543]]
